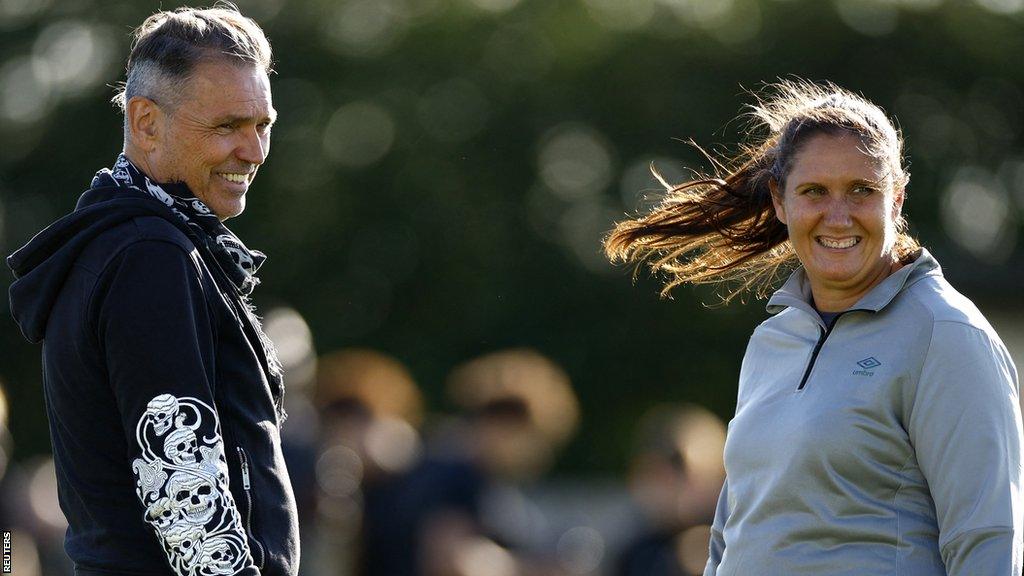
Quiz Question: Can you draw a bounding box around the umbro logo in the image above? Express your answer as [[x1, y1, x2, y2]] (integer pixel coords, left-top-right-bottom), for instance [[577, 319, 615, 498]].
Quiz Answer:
[[853, 356, 880, 376], [857, 357, 881, 369]]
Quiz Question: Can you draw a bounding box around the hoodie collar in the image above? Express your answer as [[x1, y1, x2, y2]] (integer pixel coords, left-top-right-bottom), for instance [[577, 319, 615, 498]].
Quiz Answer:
[[6, 188, 186, 342], [6, 171, 287, 422], [766, 248, 941, 318]]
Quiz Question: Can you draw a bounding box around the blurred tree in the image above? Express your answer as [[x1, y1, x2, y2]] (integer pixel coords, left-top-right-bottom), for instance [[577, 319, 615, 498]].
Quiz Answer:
[[3, 0, 1024, 473]]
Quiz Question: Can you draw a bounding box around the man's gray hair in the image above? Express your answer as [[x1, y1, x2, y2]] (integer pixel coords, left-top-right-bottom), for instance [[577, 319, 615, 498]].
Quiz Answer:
[[114, 2, 273, 127]]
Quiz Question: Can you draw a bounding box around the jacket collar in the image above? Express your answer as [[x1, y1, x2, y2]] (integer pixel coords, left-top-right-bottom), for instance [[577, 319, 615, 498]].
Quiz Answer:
[[766, 248, 941, 317]]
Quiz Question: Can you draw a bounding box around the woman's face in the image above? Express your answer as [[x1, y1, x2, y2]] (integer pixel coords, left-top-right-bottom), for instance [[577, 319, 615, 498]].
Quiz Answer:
[[771, 131, 904, 310]]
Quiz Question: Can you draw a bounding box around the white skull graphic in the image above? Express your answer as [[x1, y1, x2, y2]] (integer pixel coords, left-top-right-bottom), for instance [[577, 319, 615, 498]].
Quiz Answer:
[[167, 471, 217, 526], [165, 427, 199, 466], [147, 394, 179, 436], [164, 522, 205, 566], [216, 235, 254, 271], [146, 496, 177, 531], [197, 536, 238, 575], [145, 180, 175, 206], [191, 199, 212, 214]]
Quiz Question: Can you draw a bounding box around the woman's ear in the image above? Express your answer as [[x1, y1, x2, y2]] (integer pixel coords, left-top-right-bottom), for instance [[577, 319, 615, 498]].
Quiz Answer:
[[892, 185, 906, 217], [769, 178, 787, 225]]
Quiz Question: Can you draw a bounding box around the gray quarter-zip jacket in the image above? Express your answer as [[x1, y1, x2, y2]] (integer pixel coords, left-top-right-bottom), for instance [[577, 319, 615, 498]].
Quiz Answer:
[[705, 249, 1023, 575]]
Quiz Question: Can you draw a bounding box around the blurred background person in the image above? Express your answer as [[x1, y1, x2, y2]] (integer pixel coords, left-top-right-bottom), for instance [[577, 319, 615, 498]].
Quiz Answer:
[[263, 306, 321, 576], [418, 348, 581, 576], [313, 348, 426, 575], [443, 348, 579, 486], [337, 347, 579, 576], [0, 379, 50, 575], [616, 404, 725, 576], [0, 380, 11, 512]]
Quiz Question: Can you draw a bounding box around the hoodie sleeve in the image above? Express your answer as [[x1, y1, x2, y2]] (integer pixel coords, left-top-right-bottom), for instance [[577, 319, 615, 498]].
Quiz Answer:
[[909, 320, 1024, 576], [703, 477, 729, 576], [96, 239, 259, 576]]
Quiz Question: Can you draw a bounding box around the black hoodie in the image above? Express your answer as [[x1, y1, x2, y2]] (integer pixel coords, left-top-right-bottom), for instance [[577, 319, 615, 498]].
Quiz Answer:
[[8, 184, 299, 575]]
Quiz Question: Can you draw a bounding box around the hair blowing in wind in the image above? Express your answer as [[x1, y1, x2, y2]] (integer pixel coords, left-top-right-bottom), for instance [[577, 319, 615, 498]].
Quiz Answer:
[[604, 79, 919, 302]]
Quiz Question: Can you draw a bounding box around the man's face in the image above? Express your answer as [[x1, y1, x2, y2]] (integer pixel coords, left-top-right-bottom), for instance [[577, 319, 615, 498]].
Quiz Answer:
[[151, 60, 275, 220]]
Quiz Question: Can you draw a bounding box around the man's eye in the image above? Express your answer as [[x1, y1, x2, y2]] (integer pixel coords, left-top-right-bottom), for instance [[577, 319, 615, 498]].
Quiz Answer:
[[803, 187, 825, 197]]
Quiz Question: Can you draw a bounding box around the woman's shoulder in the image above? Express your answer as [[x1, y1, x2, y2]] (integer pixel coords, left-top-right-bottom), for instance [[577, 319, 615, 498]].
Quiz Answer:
[[900, 273, 994, 332], [898, 275, 1013, 373]]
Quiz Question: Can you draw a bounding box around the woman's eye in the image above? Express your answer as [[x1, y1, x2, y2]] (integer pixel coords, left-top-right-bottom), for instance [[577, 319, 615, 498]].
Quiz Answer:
[[852, 185, 875, 197], [803, 187, 825, 197]]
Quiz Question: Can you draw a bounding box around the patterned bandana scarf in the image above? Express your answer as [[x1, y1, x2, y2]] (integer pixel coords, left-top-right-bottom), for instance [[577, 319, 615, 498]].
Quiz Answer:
[[92, 154, 265, 295], [91, 154, 286, 422]]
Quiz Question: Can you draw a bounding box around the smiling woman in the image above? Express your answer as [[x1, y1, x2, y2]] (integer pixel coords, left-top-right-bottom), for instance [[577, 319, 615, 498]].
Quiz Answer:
[[604, 80, 919, 305], [605, 80, 1023, 575], [770, 130, 904, 311]]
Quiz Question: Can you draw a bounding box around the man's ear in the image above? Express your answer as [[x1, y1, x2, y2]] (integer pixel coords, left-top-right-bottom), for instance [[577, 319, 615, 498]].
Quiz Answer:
[[769, 178, 787, 225], [126, 96, 163, 152]]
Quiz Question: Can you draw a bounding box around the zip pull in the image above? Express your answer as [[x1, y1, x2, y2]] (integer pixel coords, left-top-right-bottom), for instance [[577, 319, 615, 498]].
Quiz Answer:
[[237, 447, 251, 490], [796, 311, 848, 391]]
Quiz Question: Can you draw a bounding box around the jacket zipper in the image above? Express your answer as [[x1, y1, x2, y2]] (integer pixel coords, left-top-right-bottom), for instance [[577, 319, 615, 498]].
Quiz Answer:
[[237, 447, 267, 569], [796, 312, 848, 391]]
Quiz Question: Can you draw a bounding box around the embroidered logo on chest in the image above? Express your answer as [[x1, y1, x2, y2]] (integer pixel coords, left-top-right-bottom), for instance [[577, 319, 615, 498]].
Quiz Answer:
[[853, 356, 881, 376]]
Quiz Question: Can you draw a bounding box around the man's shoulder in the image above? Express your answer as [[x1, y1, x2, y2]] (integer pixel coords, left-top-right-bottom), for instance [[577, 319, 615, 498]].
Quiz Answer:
[[79, 214, 196, 276], [112, 214, 195, 254]]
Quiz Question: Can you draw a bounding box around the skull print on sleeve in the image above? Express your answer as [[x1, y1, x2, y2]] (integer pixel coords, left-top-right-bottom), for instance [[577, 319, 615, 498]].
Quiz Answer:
[[98, 240, 258, 576], [133, 395, 250, 575]]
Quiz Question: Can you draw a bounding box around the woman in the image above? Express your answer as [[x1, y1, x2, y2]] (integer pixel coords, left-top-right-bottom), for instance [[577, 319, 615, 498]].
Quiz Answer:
[[605, 80, 1023, 575]]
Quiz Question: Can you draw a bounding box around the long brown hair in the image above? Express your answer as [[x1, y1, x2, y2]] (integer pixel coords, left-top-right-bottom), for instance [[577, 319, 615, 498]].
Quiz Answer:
[[604, 79, 920, 302]]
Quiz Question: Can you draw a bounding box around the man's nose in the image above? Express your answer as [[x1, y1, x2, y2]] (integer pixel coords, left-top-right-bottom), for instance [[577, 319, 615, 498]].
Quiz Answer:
[[236, 128, 268, 166]]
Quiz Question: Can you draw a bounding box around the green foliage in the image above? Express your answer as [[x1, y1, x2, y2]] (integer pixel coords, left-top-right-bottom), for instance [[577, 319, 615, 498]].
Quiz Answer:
[[2, 0, 1023, 472]]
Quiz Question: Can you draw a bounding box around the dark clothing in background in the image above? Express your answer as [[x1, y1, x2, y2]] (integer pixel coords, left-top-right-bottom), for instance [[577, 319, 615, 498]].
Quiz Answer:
[[616, 530, 688, 576], [7, 180, 299, 575], [359, 457, 485, 576]]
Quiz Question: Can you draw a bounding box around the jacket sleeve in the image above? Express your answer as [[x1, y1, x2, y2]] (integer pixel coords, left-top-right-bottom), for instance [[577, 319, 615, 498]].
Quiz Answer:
[[96, 239, 259, 576], [909, 320, 1024, 575], [703, 477, 729, 576]]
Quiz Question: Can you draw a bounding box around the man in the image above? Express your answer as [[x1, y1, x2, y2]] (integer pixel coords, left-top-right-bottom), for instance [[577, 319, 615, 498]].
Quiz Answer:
[[6, 5, 299, 575]]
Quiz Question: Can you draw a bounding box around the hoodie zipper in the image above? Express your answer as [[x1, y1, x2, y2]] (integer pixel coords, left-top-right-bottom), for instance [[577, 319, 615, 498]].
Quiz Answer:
[[237, 447, 267, 569], [796, 312, 848, 391]]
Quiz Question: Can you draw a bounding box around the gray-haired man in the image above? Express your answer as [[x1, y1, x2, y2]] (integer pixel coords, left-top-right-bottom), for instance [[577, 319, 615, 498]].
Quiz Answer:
[[7, 5, 299, 575]]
